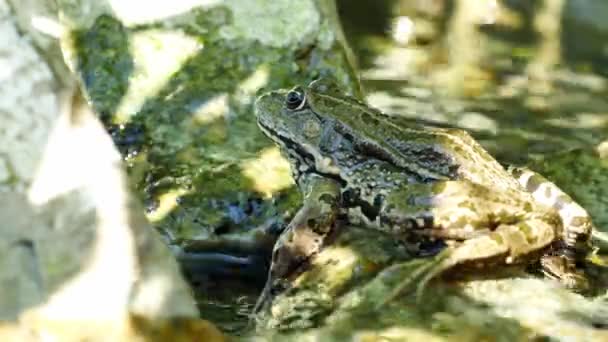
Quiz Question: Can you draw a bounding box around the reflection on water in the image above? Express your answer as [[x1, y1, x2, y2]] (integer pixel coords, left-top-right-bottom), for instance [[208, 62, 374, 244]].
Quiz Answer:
[[337, 0, 607, 163]]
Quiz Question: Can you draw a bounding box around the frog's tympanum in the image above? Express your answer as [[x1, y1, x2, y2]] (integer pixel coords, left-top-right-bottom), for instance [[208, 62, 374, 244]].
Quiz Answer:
[[253, 78, 594, 312]]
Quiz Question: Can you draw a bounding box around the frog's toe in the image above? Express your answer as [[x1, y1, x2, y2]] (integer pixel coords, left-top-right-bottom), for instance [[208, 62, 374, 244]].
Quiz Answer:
[[540, 254, 590, 292], [376, 250, 451, 309], [414, 251, 453, 303]]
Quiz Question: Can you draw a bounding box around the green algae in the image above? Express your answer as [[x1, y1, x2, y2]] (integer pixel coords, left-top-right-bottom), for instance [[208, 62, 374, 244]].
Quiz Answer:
[[69, 2, 359, 244], [73, 15, 133, 122]]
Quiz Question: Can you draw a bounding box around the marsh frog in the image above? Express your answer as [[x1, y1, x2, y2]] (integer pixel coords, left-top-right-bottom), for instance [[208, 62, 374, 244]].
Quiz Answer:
[[253, 78, 593, 311]]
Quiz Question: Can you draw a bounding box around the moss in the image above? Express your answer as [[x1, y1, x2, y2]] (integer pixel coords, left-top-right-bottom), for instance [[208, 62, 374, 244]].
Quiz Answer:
[[67, 2, 361, 334], [73, 15, 133, 123], [69, 1, 359, 243], [256, 228, 538, 341]]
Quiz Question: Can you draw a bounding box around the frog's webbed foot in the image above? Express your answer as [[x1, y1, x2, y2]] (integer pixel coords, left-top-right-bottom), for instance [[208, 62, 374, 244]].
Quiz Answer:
[[252, 175, 341, 317], [250, 273, 288, 325], [376, 250, 451, 309], [251, 274, 278, 315], [540, 254, 589, 292]]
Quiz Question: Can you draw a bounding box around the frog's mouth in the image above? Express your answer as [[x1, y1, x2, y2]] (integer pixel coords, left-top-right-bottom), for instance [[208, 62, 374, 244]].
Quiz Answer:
[[257, 119, 341, 178], [257, 119, 316, 165]]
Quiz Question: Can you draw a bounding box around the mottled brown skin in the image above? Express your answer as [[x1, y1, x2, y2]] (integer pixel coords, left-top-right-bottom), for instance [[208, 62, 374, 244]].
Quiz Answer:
[[253, 78, 593, 311], [253, 174, 341, 313]]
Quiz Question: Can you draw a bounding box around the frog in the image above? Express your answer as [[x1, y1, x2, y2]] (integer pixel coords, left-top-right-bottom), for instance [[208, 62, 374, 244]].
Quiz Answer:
[[252, 77, 594, 312]]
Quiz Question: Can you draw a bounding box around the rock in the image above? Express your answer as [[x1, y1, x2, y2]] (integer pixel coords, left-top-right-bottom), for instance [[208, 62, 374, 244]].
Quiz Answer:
[[256, 224, 608, 340], [47, 2, 361, 332], [0, 313, 226, 341], [0, 0, 225, 339], [50, 0, 360, 247], [0, 0, 363, 337]]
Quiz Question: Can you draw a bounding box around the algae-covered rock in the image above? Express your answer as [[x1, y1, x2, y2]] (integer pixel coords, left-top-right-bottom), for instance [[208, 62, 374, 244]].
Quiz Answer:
[[256, 225, 608, 340], [255, 227, 409, 331], [49, 0, 361, 334], [56, 0, 360, 250]]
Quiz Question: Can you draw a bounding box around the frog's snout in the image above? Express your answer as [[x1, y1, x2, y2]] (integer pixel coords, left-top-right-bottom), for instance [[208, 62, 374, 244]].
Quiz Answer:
[[253, 93, 269, 118], [254, 91, 286, 119]]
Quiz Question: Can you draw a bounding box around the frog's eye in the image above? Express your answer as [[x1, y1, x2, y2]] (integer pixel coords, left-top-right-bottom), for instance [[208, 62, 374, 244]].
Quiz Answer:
[[285, 88, 306, 111]]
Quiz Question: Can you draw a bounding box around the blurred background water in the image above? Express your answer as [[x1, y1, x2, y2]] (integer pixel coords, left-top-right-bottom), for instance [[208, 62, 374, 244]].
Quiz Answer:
[[337, 0, 607, 163]]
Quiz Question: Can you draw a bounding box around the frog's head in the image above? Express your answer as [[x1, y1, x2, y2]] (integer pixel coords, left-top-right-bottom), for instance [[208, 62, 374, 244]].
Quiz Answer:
[[255, 78, 349, 177]]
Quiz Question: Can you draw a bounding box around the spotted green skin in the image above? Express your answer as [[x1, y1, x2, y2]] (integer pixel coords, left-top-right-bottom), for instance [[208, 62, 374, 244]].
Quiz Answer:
[[253, 78, 593, 311]]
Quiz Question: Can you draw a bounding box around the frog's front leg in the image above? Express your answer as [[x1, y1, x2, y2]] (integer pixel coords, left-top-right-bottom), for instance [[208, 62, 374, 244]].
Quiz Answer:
[[253, 174, 341, 314], [509, 166, 592, 289]]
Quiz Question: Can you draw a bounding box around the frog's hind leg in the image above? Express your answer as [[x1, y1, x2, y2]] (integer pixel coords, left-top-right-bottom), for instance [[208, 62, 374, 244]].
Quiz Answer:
[[508, 166, 592, 257], [508, 167, 592, 290], [377, 218, 556, 308]]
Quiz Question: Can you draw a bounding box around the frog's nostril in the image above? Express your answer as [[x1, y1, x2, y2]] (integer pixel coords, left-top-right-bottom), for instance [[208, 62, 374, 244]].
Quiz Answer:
[[255, 86, 271, 98]]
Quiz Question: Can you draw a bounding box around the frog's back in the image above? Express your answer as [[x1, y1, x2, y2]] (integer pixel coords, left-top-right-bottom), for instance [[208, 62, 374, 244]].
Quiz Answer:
[[368, 122, 520, 190], [426, 126, 522, 190], [308, 90, 518, 189]]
